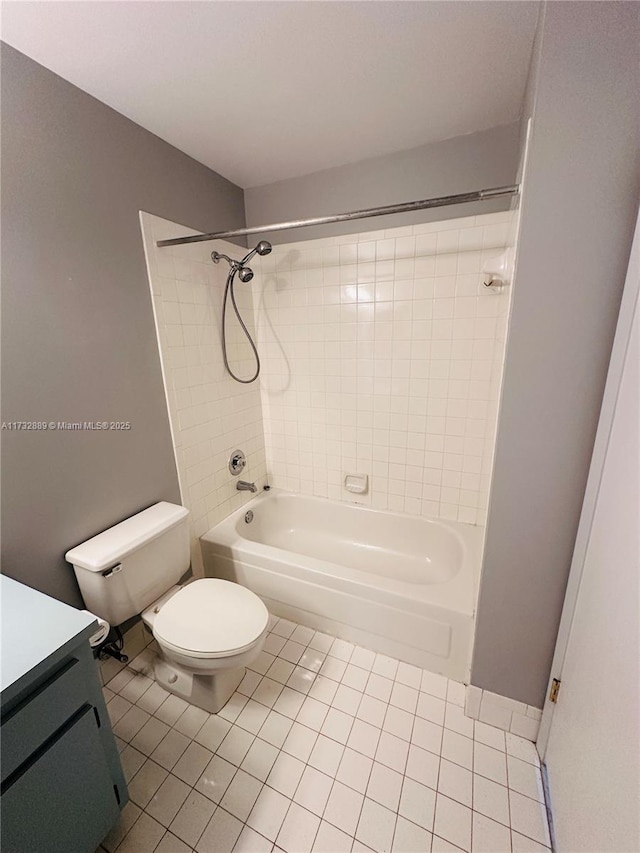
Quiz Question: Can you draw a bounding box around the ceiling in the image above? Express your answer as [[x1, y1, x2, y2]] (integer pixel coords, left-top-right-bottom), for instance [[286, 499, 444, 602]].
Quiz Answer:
[[1, 1, 539, 189]]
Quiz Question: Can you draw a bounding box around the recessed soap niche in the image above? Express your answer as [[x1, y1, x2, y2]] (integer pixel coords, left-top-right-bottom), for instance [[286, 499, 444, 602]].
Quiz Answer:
[[343, 472, 370, 504]]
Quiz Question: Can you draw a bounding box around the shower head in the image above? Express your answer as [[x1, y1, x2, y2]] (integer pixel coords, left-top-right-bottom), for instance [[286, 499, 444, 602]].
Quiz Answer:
[[212, 241, 271, 282], [241, 241, 273, 266], [211, 250, 252, 281]]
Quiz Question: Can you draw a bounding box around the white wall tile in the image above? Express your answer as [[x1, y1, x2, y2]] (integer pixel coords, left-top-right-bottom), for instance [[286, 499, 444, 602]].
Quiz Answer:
[[141, 213, 269, 574], [143, 212, 515, 548], [252, 213, 515, 526], [510, 712, 541, 741], [463, 685, 541, 743]]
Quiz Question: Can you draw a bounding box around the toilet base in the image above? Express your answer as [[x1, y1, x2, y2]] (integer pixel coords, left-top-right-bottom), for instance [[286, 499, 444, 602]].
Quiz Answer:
[[154, 656, 245, 714]]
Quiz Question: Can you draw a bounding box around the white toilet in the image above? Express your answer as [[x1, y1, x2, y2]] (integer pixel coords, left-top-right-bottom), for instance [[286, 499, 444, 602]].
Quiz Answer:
[[66, 502, 269, 713]]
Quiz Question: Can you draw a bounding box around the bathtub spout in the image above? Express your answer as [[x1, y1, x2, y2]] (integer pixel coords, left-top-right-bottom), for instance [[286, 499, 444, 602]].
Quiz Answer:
[[237, 480, 257, 493]]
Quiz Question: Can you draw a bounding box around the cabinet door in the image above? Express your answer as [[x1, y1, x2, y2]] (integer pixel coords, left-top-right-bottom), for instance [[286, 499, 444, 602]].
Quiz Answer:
[[1, 705, 121, 853], [1, 657, 88, 782]]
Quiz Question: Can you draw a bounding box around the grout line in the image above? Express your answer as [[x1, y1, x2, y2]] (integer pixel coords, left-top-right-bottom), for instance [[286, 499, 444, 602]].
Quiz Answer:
[[109, 615, 550, 852], [539, 760, 556, 853], [116, 631, 542, 793], [468, 717, 476, 853]]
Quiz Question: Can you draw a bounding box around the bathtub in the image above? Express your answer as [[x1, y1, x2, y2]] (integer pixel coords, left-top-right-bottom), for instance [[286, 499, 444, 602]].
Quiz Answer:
[[200, 490, 483, 681]]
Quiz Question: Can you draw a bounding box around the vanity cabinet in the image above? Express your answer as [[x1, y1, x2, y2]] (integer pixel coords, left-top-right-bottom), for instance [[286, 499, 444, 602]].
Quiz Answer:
[[1, 576, 127, 853]]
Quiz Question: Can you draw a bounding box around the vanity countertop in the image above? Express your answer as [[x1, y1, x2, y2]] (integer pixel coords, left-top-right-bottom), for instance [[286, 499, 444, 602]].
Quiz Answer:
[[0, 575, 96, 698]]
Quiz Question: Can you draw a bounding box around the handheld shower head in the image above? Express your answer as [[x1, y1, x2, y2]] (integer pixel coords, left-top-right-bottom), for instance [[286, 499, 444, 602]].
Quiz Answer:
[[212, 251, 253, 282], [241, 240, 273, 266], [212, 241, 271, 277], [212, 241, 271, 384]]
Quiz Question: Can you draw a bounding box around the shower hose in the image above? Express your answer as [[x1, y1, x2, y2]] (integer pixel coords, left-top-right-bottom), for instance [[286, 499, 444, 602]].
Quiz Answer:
[[222, 266, 260, 383]]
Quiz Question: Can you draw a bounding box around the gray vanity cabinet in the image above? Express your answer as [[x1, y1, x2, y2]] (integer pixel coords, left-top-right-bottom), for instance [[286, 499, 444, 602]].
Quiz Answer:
[[1, 576, 127, 853]]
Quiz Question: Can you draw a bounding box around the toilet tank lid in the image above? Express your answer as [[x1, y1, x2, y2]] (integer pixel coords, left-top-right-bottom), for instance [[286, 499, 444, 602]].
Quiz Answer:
[[65, 502, 189, 572]]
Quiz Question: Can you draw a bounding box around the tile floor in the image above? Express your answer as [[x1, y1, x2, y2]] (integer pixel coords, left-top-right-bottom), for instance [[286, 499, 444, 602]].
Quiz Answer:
[[99, 616, 551, 853]]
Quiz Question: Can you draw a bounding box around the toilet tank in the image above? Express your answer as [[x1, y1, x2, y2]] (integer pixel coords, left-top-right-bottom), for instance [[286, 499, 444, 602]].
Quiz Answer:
[[65, 502, 190, 626]]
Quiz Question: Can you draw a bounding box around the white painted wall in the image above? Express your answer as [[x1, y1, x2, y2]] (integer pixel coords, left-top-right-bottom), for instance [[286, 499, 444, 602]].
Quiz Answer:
[[2, 3, 538, 188]]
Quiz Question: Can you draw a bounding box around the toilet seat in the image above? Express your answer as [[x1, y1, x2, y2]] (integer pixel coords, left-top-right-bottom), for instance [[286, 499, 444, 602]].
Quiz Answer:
[[153, 578, 269, 660]]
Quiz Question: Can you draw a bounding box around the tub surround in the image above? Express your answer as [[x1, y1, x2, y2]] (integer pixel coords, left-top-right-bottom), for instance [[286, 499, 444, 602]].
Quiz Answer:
[[140, 213, 269, 575], [251, 211, 516, 526], [141, 209, 518, 698], [143, 210, 515, 543], [141, 210, 524, 714]]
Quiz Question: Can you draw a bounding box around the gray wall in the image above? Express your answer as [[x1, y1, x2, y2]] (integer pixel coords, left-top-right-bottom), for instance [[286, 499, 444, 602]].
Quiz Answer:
[[1, 44, 245, 608], [244, 123, 521, 243], [471, 1, 640, 708]]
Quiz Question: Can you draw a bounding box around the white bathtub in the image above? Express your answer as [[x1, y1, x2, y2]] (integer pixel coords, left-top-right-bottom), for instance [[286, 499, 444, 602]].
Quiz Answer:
[[200, 490, 483, 681]]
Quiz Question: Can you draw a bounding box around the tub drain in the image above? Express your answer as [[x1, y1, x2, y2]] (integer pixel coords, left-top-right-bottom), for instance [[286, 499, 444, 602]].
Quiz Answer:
[[244, 510, 254, 524]]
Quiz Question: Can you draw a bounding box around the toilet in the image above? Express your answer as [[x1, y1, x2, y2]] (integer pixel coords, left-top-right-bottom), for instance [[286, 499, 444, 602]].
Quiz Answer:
[[66, 502, 269, 713]]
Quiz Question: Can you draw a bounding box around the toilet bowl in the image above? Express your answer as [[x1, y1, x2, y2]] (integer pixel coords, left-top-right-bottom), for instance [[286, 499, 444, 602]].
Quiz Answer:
[[142, 577, 269, 713]]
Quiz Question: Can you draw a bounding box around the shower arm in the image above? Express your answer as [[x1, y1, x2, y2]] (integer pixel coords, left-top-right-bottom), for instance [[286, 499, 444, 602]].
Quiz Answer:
[[156, 184, 519, 248], [211, 251, 237, 268]]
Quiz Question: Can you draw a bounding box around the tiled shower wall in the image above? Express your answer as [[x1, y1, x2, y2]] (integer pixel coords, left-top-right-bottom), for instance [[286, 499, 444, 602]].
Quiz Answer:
[[140, 213, 268, 574], [251, 212, 516, 525], [141, 209, 516, 554]]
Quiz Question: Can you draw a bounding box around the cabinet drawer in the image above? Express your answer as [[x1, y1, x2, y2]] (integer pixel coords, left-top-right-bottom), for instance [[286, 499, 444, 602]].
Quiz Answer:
[[1, 656, 89, 781], [1, 705, 121, 853]]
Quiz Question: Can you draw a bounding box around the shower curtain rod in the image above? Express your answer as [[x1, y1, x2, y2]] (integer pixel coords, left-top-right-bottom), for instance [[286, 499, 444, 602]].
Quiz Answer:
[[156, 184, 519, 247]]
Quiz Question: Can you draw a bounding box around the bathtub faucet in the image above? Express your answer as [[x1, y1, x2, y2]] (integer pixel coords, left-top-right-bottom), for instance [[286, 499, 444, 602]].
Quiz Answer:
[[237, 480, 257, 493]]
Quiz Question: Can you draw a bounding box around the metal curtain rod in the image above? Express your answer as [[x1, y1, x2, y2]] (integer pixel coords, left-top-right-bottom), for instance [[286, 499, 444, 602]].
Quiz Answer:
[[156, 184, 519, 247]]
